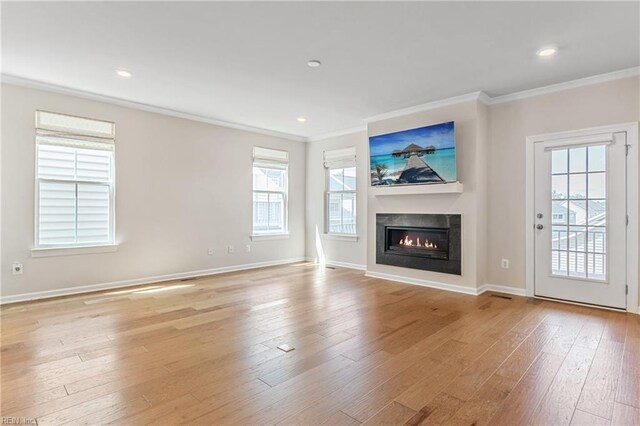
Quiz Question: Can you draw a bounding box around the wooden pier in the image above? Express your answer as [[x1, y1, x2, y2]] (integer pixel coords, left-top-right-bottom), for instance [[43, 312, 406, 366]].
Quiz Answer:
[[398, 153, 445, 183]]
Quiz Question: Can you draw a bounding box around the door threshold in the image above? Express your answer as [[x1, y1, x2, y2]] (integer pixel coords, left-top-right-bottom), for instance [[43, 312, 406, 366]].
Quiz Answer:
[[534, 295, 626, 313]]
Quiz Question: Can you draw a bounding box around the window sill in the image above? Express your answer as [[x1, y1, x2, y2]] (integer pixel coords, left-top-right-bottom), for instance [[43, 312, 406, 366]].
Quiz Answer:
[[250, 233, 290, 241], [324, 234, 359, 242], [31, 244, 119, 258]]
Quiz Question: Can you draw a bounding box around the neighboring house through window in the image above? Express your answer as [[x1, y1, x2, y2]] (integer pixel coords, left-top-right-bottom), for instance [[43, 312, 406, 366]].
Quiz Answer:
[[35, 111, 115, 248], [324, 147, 357, 235], [252, 147, 289, 235]]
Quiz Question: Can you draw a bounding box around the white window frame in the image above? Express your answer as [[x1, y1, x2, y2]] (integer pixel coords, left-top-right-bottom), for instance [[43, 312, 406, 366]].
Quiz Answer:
[[32, 111, 117, 256], [323, 147, 357, 240], [326, 166, 357, 237], [252, 165, 288, 235], [251, 147, 289, 239]]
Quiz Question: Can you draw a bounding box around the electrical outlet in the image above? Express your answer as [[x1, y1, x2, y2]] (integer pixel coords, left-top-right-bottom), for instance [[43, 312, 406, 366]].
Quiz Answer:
[[207, 248, 214, 256], [228, 245, 234, 254], [501, 259, 509, 269], [245, 244, 251, 253], [12, 262, 23, 275]]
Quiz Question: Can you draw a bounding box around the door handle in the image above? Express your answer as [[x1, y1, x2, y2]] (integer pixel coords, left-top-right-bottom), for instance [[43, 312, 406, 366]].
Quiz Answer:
[[536, 224, 544, 230]]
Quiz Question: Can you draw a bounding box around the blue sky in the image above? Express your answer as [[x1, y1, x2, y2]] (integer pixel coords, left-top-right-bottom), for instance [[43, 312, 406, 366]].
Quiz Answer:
[[369, 121, 455, 156]]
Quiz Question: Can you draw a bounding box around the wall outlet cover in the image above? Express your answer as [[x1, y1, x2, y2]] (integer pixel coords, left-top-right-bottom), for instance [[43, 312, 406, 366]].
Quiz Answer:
[[12, 262, 24, 275]]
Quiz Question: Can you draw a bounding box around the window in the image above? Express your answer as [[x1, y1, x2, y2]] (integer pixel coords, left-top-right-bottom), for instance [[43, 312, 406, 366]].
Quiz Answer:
[[35, 111, 115, 248], [324, 147, 357, 235], [327, 167, 357, 234], [252, 147, 288, 235]]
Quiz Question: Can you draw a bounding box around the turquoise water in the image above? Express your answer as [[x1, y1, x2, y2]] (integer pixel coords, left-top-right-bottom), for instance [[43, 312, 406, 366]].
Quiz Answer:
[[370, 147, 457, 183]]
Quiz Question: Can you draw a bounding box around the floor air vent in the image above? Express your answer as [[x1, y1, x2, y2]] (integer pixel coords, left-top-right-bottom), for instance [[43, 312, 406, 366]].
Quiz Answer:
[[490, 294, 512, 300]]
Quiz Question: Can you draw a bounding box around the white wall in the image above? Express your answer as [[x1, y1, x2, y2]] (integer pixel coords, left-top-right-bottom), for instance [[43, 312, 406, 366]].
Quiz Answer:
[[3, 75, 639, 307], [304, 75, 639, 309], [1, 84, 306, 300], [305, 131, 368, 269]]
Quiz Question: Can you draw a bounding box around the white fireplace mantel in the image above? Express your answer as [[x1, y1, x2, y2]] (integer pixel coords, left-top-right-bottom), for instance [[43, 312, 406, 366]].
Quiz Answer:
[[371, 182, 463, 196]]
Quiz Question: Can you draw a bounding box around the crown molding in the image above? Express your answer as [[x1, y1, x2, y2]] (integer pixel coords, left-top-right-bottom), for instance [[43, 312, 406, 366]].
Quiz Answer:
[[4, 66, 638, 144], [363, 91, 488, 123], [477, 91, 493, 105], [305, 125, 367, 142], [487, 66, 640, 105], [1, 74, 306, 143], [361, 66, 639, 124]]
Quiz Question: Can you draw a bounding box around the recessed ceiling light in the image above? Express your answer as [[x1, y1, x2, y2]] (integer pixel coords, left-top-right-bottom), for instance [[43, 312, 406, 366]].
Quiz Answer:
[[297, 117, 307, 123], [536, 46, 557, 57], [307, 60, 322, 68], [115, 69, 132, 78]]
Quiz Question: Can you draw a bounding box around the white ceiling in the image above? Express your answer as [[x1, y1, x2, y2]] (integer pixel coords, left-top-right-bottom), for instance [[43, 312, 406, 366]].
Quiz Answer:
[[2, 2, 638, 139]]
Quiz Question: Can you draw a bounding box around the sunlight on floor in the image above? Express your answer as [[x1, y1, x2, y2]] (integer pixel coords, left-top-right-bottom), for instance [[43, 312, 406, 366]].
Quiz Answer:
[[315, 224, 326, 266], [105, 284, 194, 295]]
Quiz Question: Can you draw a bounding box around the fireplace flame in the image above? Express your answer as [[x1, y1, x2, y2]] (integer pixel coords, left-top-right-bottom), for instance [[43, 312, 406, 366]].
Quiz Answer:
[[398, 235, 438, 249]]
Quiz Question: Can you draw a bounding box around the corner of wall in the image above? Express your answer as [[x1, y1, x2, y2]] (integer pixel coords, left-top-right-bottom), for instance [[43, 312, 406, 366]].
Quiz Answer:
[[474, 100, 490, 286], [303, 131, 369, 268]]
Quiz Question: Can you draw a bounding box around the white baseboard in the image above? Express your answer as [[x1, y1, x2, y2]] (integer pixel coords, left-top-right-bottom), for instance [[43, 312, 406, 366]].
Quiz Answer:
[[363, 271, 528, 298], [0, 257, 308, 304], [325, 260, 366, 271], [364, 270, 479, 296], [303, 257, 366, 271], [477, 283, 527, 297]]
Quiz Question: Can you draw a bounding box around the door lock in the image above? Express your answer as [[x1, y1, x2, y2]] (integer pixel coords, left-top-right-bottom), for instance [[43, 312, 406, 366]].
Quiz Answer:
[[536, 213, 544, 219]]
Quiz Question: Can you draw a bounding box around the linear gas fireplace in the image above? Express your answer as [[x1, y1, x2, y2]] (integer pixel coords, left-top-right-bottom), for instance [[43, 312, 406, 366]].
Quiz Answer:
[[376, 213, 461, 275], [386, 226, 450, 260]]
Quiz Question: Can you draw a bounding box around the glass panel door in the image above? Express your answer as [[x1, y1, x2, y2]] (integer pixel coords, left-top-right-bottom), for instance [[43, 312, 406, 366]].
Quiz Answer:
[[534, 130, 627, 310]]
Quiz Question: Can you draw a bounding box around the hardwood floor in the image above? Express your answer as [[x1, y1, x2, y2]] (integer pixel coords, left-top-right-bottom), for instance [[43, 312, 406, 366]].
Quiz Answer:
[[1, 263, 638, 425]]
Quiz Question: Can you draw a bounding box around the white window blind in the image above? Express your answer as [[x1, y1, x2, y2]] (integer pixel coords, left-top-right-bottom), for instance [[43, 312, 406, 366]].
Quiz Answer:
[[36, 110, 115, 138], [253, 146, 289, 166], [252, 147, 288, 235], [35, 111, 115, 247], [325, 147, 357, 235], [324, 146, 356, 169]]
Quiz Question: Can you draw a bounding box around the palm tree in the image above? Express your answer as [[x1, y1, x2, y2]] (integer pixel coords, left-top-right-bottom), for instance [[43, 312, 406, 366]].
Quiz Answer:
[[375, 163, 388, 183]]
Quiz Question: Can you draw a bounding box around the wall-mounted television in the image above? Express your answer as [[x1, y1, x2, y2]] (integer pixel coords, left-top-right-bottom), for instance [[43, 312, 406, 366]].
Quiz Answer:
[[369, 121, 456, 186]]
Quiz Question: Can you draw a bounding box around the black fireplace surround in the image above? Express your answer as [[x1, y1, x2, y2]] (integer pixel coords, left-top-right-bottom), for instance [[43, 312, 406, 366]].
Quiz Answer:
[[376, 213, 462, 275]]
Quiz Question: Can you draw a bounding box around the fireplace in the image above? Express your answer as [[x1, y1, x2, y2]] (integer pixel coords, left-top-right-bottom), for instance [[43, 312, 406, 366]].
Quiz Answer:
[[376, 214, 461, 275], [385, 226, 450, 260]]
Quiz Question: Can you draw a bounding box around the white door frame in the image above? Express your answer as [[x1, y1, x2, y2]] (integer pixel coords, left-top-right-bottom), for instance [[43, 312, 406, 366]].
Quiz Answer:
[[525, 122, 639, 314]]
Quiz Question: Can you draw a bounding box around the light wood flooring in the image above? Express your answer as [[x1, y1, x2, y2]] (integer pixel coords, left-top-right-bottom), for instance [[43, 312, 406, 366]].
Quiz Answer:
[[1, 263, 639, 425]]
